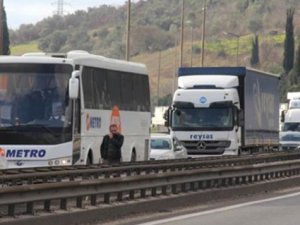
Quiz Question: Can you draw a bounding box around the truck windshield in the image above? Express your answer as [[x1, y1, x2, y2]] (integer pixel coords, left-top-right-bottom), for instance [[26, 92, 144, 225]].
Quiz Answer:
[[171, 107, 233, 130], [282, 123, 300, 132], [0, 63, 73, 145]]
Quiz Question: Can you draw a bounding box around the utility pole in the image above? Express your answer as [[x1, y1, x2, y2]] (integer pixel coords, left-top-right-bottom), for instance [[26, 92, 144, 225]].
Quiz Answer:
[[125, 0, 131, 61], [201, 0, 206, 67], [157, 51, 161, 106], [0, 0, 3, 55], [179, 0, 185, 67], [190, 25, 194, 66], [173, 38, 178, 94]]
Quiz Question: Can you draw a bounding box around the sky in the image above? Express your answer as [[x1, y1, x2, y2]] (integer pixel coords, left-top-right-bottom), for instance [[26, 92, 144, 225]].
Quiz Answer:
[[5, 0, 136, 30]]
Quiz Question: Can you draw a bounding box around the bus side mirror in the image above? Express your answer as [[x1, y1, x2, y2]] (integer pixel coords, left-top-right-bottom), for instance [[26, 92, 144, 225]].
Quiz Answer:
[[69, 71, 80, 99]]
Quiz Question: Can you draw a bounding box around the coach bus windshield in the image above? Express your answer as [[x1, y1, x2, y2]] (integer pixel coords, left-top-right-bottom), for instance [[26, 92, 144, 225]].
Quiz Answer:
[[0, 63, 73, 145]]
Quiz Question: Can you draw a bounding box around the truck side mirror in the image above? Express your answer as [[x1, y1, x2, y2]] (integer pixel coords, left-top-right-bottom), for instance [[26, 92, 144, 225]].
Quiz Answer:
[[164, 107, 171, 127], [69, 71, 80, 99], [281, 111, 285, 123], [238, 109, 244, 126]]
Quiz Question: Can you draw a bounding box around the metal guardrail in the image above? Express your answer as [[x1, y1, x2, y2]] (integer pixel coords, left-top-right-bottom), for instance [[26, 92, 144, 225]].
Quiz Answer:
[[1, 152, 300, 186], [1, 157, 300, 220]]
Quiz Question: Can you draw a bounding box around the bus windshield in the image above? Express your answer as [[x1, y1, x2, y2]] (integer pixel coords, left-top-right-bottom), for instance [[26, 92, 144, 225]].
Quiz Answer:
[[171, 107, 233, 131], [0, 63, 73, 144]]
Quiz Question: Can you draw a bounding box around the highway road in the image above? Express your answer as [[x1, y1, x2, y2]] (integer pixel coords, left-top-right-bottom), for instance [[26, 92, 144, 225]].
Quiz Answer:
[[141, 191, 300, 225]]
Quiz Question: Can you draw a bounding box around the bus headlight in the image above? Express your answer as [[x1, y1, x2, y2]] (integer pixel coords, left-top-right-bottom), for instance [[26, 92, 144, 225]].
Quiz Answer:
[[48, 158, 71, 166]]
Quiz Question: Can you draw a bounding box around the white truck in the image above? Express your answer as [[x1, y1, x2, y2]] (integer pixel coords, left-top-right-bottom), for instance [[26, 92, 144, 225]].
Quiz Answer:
[[280, 93, 300, 151], [165, 67, 280, 156], [281, 93, 300, 132]]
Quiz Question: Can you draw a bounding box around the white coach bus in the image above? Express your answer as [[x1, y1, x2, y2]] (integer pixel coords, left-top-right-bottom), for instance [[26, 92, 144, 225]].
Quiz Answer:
[[0, 51, 151, 168]]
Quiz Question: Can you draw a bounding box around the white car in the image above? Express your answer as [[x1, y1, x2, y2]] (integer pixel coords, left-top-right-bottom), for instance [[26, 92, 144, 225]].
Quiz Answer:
[[150, 133, 187, 160], [280, 131, 300, 151]]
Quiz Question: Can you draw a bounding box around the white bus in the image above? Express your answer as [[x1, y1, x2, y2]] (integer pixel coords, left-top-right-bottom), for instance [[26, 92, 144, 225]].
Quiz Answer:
[[0, 51, 151, 169]]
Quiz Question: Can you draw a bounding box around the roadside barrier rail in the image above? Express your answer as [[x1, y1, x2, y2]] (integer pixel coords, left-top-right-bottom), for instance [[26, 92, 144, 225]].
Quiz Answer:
[[1, 157, 300, 219], [1, 152, 300, 186]]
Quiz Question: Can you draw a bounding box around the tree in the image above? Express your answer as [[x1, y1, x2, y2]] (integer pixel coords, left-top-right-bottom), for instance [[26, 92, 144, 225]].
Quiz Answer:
[[248, 19, 263, 34], [2, 6, 10, 55], [250, 34, 259, 67], [283, 8, 295, 74], [288, 44, 300, 85]]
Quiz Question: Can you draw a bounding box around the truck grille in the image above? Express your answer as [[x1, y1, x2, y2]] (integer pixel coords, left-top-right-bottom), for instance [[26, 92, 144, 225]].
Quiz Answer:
[[181, 140, 231, 155]]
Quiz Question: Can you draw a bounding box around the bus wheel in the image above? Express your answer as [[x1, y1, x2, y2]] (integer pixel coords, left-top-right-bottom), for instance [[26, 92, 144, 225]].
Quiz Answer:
[[131, 150, 136, 162]]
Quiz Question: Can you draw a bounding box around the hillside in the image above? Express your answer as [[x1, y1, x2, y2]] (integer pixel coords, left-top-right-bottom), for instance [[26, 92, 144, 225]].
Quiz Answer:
[[9, 0, 300, 102]]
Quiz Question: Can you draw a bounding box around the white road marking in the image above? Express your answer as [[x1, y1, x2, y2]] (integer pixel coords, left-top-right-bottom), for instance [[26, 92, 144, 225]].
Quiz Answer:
[[140, 191, 300, 225]]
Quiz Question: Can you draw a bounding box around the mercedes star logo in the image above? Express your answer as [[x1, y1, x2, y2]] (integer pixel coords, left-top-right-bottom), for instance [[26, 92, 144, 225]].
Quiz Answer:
[[197, 141, 206, 150]]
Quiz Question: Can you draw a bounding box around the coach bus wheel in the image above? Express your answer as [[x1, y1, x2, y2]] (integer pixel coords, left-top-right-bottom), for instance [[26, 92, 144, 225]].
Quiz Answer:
[[87, 151, 93, 165], [131, 150, 136, 162]]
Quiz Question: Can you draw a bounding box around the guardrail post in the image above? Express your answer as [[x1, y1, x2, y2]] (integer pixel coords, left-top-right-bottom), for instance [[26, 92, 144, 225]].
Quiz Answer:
[[117, 192, 123, 201], [104, 193, 110, 204], [141, 189, 146, 198], [207, 180, 212, 188], [76, 196, 83, 208], [44, 200, 51, 211], [129, 190, 135, 200], [190, 182, 196, 191], [221, 178, 227, 187], [199, 180, 205, 189], [237, 177, 242, 185], [181, 183, 187, 192], [241, 176, 247, 184], [26, 202, 34, 215], [91, 195, 97, 206], [172, 184, 177, 194], [253, 174, 258, 182], [60, 198, 68, 210], [8, 204, 15, 217], [215, 179, 222, 187], [162, 185, 168, 195], [70, 175, 75, 181], [152, 187, 157, 196], [248, 175, 253, 183]]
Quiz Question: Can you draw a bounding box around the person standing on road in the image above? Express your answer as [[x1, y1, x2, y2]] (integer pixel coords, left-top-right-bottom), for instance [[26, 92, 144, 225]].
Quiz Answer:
[[100, 124, 124, 164]]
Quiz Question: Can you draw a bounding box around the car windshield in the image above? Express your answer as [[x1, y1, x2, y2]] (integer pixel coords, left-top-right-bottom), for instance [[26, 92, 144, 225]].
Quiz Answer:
[[280, 133, 300, 141], [151, 138, 172, 150]]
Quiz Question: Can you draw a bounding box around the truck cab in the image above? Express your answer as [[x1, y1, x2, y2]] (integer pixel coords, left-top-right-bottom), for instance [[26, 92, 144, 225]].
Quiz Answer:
[[166, 67, 279, 156], [167, 74, 242, 156]]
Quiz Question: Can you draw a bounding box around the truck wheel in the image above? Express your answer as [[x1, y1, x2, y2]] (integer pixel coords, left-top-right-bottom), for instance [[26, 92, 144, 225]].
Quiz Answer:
[[131, 150, 136, 162], [238, 148, 241, 155]]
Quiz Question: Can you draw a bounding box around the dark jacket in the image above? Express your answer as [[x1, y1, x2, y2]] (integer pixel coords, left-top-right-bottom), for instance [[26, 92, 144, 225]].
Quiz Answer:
[[100, 133, 124, 160]]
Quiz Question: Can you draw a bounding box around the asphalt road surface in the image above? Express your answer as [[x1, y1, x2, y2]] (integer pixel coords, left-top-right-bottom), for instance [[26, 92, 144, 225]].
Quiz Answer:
[[140, 191, 300, 225]]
